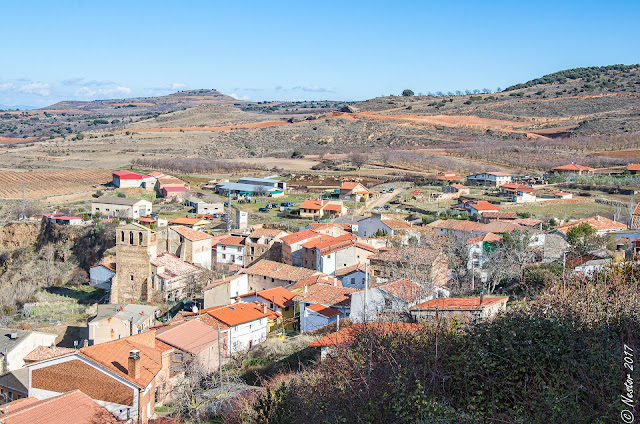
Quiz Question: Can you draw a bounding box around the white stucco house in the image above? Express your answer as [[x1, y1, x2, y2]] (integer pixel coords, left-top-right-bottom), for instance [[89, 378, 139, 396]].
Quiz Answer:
[[208, 303, 270, 354], [216, 236, 246, 267], [0, 329, 58, 373]]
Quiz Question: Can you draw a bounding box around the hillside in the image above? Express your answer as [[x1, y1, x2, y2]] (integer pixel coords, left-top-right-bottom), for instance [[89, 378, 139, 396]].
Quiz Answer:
[[1, 65, 639, 172]]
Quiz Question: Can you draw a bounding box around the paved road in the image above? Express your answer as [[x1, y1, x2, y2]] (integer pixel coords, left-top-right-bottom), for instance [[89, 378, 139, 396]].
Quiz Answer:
[[359, 184, 408, 214]]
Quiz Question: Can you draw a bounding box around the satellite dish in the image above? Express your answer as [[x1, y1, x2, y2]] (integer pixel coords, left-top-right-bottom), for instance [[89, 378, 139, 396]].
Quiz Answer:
[[192, 305, 199, 314]]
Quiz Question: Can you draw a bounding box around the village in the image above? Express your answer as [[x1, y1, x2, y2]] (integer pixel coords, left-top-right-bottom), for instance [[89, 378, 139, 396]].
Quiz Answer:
[[0, 156, 638, 422]]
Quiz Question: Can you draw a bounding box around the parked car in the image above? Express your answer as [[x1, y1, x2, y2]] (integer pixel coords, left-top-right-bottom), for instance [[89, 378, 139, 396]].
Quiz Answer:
[[211, 213, 221, 218], [270, 203, 279, 208], [381, 189, 386, 194], [383, 204, 391, 210], [281, 202, 295, 207], [389, 188, 394, 192], [224, 202, 229, 207], [258, 207, 269, 212]]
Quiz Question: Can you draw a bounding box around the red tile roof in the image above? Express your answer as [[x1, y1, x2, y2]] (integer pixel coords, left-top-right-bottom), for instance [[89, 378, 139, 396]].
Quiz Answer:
[[340, 181, 362, 190], [242, 259, 319, 282], [634, 203, 640, 216], [1, 390, 119, 424], [207, 302, 271, 327], [294, 284, 355, 307], [280, 229, 321, 245], [467, 200, 500, 212], [210, 233, 233, 247], [381, 217, 412, 230], [170, 225, 213, 241], [309, 323, 421, 347], [556, 216, 627, 234], [248, 228, 289, 238], [90, 262, 116, 272], [378, 279, 429, 302], [23, 346, 74, 363], [168, 217, 210, 226], [112, 170, 142, 180], [334, 263, 366, 277], [240, 287, 296, 308], [78, 331, 166, 387], [466, 232, 503, 244], [217, 235, 246, 247], [306, 303, 341, 318], [291, 274, 342, 290], [553, 164, 595, 171], [627, 164, 640, 172], [299, 199, 343, 211], [410, 297, 509, 310], [155, 320, 219, 355], [481, 211, 518, 220]]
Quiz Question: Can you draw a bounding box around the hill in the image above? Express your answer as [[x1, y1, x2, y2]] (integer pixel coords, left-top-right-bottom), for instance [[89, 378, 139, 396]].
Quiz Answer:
[[0, 64, 639, 172]]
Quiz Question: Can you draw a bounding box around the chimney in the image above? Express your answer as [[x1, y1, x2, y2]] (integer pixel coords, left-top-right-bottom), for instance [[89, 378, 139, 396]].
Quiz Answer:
[[304, 284, 308, 294], [262, 303, 267, 314], [128, 350, 141, 380]]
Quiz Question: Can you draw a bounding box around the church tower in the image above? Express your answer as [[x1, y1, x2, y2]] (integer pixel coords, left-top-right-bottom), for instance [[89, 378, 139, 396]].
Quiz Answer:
[[112, 223, 157, 304]]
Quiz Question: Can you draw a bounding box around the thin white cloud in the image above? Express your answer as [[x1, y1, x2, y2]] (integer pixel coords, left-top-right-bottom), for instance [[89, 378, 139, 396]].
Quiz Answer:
[[292, 85, 334, 93], [75, 86, 132, 98], [85, 80, 115, 86], [229, 93, 250, 101], [19, 82, 51, 96], [0, 83, 16, 91], [155, 82, 188, 91], [62, 77, 84, 85]]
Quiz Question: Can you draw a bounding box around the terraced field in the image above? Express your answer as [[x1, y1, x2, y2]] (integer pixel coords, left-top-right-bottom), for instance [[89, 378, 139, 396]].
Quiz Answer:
[[0, 169, 111, 199]]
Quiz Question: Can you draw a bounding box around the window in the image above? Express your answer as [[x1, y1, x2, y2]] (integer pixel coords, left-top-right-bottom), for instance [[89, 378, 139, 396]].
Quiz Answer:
[[130, 275, 134, 281], [351, 277, 355, 285], [129, 232, 133, 244], [221, 254, 226, 259], [139, 232, 143, 244]]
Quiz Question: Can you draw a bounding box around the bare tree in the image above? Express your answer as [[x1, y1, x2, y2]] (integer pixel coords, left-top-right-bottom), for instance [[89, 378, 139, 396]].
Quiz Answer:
[[348, 152, 367, 170]]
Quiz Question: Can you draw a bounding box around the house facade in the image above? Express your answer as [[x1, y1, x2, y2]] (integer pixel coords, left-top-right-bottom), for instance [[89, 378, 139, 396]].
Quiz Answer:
[[0, 329, 58, 374], [92, 197, 153, 219], [466, 172, 512, 187], [244, 228, 289, 266], [112, 171, 143, 188], [216, 236, 246, 267], [88, 304, 157, 345], [280, 229, 322, 266]]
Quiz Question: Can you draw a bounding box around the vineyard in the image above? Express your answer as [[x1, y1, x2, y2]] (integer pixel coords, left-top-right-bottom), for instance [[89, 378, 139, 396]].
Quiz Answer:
[[0, 169, 111, 199]]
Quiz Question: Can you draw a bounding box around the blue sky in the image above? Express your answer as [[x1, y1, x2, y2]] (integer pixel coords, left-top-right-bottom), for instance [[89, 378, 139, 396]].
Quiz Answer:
[[1, 0, 638, 107]]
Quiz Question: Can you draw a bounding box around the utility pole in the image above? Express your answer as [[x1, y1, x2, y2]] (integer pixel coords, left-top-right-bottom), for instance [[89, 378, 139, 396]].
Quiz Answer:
[[217, 324, 223, 384], [226, 191, 232, 232], [20, 183, 26, 220], [364, 263, 369, 323]]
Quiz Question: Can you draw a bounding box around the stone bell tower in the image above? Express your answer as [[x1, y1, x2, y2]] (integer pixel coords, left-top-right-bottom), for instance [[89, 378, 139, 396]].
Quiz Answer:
[[112, 223, 157, 304]]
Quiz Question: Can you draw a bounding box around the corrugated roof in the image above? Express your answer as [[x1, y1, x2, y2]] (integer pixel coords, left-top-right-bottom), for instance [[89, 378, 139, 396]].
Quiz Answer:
[[93, 196, 148, 206], [168, 217, 210, 226], [112, 170, 142, 179]]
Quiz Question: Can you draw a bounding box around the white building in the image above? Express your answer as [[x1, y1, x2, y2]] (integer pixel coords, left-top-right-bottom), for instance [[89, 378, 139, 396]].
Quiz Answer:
[[216, 236, 246, 267], [91, 197, 153, 219], [208, 303, 270, 353], [185, 197, 224, 215], [112, 171, 143, 188], [89, 263, 115, 291], [350, 279, 446, 323], [0, 329, 58, 373], [203, 274, 250, 309], [466, 172, 512, 187], [294, 284, 355, 332], [357, 213, 412, 238], [334, 264, 367, 289]]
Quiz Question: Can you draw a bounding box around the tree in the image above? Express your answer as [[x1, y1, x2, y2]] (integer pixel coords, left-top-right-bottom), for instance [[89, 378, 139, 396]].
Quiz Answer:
[[402, 89, 414, 97], [348, 152, 367, 170], [566, 222, 603, 256]]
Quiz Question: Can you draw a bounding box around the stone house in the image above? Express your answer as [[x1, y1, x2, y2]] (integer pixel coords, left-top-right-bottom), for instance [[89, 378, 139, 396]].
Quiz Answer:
[[88, 304, 158, 345], [280, 229, 322, 266], [241, 259, 320, 291], [244, 228, 289, 266], [162, 225, 213, 270], [409, 296, 508, 323], [202, 274, 250, 309], [368, 246, 448, 287]]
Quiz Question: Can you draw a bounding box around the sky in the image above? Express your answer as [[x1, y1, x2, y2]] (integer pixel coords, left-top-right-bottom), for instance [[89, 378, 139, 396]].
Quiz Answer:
[[1, 0, 639, 108]]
